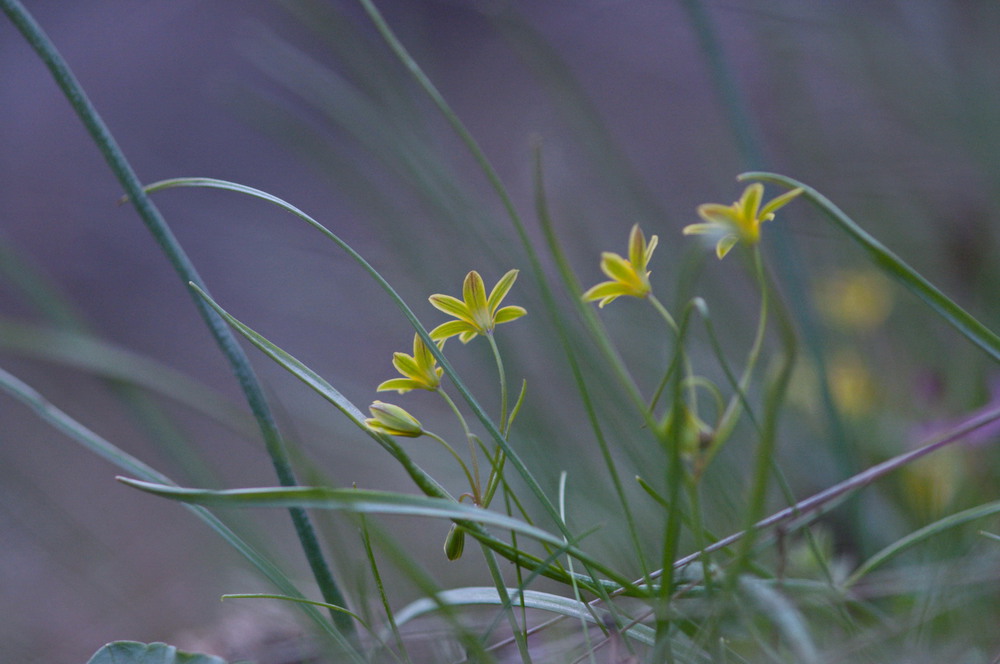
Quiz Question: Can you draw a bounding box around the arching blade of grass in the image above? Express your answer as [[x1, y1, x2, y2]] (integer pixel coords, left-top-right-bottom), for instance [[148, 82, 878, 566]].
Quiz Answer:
[[0, 0, 350, 633], [392, 587, 656, 647], [0, 366, 363, 662], [117, 477, 639, 595], [740, 172, 1000, 363]]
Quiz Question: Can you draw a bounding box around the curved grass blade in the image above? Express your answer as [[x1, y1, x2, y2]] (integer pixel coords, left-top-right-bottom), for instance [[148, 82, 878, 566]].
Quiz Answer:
[[120, 479, 586, 559], [391, 587, 656, 647], [118, 477, 637, 595], [740, 171, 1000, 363], [846, 499, 1000, 587]]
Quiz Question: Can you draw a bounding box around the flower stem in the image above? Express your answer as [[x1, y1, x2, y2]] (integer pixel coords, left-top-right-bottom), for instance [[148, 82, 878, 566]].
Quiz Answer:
[[437, 388, 482, 504], [487, 333, 511, 435], [425, 431, 480, 505]]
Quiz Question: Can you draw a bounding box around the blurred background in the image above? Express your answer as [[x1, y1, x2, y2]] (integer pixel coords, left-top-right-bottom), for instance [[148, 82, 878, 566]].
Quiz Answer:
[[2, 1, 1000, 661]]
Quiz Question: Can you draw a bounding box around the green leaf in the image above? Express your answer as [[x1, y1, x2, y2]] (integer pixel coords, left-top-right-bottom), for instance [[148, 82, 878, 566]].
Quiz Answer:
[[86, 641, 227, 664]]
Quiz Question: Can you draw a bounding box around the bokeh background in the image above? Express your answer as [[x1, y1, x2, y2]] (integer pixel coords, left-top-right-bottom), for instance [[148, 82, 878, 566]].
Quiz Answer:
[[2, 1, 1000, 662]]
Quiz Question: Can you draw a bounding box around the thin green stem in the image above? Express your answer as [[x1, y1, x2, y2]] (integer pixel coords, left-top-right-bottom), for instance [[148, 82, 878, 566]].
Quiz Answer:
[[359, 515, 412, 664], [436, 388, 482, 504], [730, 247, 788, 581], [698, 249, 770, 477], [0, 0, 351, 634], [425, 431, 479, 505], [487, 333, 511, 435]]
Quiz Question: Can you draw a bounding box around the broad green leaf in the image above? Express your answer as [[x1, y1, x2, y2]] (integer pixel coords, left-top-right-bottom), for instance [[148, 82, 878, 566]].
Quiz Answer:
[[86, 641, 226, 664]]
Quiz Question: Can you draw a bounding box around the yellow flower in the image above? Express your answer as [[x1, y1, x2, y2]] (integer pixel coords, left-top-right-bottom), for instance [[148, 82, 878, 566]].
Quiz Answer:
[[428, 270, 526, 344], [377, 334, 443, 393], [684, 183, 802, 259], [365, 401, 425, 437], [582, 224, 658, 307]]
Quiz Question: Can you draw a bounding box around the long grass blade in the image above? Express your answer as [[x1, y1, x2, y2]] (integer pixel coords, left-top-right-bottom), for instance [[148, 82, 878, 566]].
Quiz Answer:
[[0, 0, 351, 630]]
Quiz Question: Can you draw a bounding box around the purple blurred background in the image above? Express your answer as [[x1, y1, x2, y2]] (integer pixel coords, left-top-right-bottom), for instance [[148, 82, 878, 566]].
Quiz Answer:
[[2, 1, 999, 661]]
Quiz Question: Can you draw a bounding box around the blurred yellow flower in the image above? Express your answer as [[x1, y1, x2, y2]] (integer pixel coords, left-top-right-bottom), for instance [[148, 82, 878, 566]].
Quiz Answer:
[[684, 183, 802, 259], [828, 349, 878, 418], [815, 269, 893, 331], [582, 224, 658, 307], [428, 270, 526, 344], [377, 333, 443, 394]]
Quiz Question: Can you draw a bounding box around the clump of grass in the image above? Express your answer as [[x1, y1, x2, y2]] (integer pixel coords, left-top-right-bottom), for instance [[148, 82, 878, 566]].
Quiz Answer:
[[5, 1, 1000, 663]]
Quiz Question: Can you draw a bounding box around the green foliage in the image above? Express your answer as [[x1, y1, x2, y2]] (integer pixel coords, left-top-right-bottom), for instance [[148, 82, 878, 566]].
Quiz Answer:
[[86, 642, 227, 664], [5, 0, 1000, 662]]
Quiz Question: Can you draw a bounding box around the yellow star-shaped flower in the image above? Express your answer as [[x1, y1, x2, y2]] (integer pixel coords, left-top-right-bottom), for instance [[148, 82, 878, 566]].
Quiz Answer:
[[582, 224, 658, 307], [428, 270, 526, 344], [377, 333, 443, 393], [683, 183, 802, 259]]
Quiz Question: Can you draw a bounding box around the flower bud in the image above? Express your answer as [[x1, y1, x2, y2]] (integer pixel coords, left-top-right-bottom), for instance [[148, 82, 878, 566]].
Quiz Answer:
[[443, 523, 465, 561], [365, 401, 424, 438]]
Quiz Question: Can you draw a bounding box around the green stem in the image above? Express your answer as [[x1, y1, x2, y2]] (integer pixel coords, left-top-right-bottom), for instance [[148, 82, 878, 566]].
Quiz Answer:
[[730, 249, 794, 581], [0, 0, 352, 634], [698, 249, 769, 475], [425, 431, 479, 505], [436, 388, 482, 504], [487, 333, 511, 435]]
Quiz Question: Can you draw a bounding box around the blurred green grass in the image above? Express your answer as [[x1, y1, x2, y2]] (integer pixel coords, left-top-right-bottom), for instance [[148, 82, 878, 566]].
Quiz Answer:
[[3, 1, 1000, 662]]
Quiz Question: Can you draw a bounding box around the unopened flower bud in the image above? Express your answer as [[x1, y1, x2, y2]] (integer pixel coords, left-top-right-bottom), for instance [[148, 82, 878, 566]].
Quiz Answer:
[[365, 401, 424, 438]]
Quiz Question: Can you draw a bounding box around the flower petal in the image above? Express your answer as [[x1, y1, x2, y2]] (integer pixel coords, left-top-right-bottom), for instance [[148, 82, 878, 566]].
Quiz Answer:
[[391, 352, 421, 379], [715, 234, 739, 259], [376, 378, 421, 393], [428, 293, 474, 324], [759, 187, 803, 219], [494, 305, 527, 324], [642, 234, 658, 269], [582, 281, 632, 303], [599, 252, 638, 286], [487, 269, 519, 315], [696, 203, 741, 227], [627, 224, 646, 267], [462, 271, 489, 329], [740, 183, 764, 223], [430, 319, 476, 343], [682, 222, 722, 237]]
